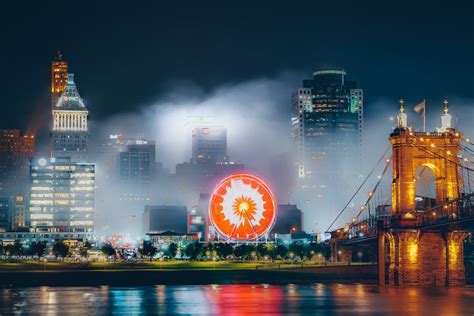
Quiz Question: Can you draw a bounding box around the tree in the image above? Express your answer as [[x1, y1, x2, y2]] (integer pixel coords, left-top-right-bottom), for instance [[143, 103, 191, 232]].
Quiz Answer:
[[289, 242, 305, 259], [79, 241, 92, 258], [305, 242, 331, 261], [52, 240, 70, 258], [275, 244, 288, 259], [234, 244, 252, 260], [215, 243, 234, 259], [5, 241, 25, 257], [140, 241, 157, 261], [257, 243, 270, 258], [168, 242, 178, 258], [185, 242, 203, 260], [101, 242, 116, 258], [264, 243, 276, 260], [30, 241, 47, 258]]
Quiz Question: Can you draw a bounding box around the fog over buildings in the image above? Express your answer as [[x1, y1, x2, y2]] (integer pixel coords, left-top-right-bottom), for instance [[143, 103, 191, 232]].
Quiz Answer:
[[82, 70, 473, 238]]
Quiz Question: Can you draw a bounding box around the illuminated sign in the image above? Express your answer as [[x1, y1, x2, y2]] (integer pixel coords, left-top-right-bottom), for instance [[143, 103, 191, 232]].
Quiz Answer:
[[38, 158, 47, 166], [209, 173, 277, 241], [110, 133, 123, 140]]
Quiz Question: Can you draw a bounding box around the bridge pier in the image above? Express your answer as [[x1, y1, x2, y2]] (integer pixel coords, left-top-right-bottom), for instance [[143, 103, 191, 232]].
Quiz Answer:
[[330, 239, 352, 263], [380, 229, 469, 286]]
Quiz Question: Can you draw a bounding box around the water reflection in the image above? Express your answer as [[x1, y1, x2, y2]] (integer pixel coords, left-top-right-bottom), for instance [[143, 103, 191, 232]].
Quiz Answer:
[[1, 284, 474, 315]]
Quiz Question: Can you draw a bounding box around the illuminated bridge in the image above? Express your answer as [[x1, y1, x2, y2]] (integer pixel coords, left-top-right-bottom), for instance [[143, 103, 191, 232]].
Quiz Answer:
[[328, 101, 474, 286]]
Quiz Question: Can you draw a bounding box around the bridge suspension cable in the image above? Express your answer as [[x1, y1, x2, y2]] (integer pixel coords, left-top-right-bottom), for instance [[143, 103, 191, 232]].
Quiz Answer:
[[326, 145, 391, 232], [355, 154, 392, 220]]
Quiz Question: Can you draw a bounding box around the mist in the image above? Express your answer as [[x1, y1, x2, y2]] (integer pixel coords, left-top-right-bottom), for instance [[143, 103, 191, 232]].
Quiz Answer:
[[87, 72, 474, 238]]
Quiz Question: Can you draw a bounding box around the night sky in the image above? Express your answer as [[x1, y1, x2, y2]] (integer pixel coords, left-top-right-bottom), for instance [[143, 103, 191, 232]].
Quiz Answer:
[[1, 1, 473, 131]]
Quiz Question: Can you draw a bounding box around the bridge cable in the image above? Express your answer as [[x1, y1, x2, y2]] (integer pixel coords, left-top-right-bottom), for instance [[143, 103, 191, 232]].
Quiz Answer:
[[354, 155, 392, 220], [326, 145, 391, 232]]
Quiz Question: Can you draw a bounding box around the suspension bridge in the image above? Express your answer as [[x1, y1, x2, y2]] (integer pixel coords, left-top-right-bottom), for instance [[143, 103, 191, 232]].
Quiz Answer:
[[327, 100, 474, 286]]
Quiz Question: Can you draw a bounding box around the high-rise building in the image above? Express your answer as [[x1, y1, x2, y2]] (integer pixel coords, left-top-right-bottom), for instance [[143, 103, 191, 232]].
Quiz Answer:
[[10, 195, 28, 231], [29, 157, 95, 233], [51, 74, 89, 162], [0, 129, 35, 195], [192, 126, 228, 164], [291, 69, 363, 231], [292, 69, 363, 179], [98, 134, 128, 178], [119, 139, 156, 187], [51, 50, 68, 110], [0, 197, 10, 232]]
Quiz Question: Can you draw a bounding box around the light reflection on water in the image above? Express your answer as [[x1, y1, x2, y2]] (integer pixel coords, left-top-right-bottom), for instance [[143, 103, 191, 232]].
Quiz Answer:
[[1, 284, 474, 315]]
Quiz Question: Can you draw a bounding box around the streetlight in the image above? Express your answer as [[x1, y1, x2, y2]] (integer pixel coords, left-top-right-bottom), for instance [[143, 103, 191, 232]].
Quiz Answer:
[[289, 252, 294, 264], [357, 252, 363, 263], [159, 251, 164, 269]]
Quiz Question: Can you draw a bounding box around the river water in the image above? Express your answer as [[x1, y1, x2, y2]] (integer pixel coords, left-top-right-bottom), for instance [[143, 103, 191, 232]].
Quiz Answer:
[[1, 284, 474, 315]]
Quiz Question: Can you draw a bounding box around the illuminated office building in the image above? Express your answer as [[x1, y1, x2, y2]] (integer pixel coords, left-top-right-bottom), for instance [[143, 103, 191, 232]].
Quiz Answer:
[[29, 157, 95, 233], [292, 69, 363, 179], [291, 69, 363, 230], [51, 73, 89, 162], [51, 50, 68, 110]]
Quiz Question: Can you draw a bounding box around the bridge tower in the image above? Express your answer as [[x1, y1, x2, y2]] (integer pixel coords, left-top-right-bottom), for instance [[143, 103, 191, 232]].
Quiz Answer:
[[380, 100, 469, 286]]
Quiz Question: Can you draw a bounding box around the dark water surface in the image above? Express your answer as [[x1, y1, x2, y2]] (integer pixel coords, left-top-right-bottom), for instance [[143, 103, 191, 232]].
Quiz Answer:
[[1, 284, 474, 315]]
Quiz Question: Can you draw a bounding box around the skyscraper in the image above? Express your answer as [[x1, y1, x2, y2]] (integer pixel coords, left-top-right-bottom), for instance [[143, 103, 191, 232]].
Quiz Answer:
[[192, 126, 228, 164], [0, 129, 35, 195], [291, 68, 363, 231], [51, 50, 68, 110], [119, 139, 156, 187], [51, 74, 89, 162], [29, 157, 95, 234]]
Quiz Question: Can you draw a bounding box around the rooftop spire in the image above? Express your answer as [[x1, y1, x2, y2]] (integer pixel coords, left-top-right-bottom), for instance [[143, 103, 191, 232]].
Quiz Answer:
[[437, 99, 452, 132], [397, 99, 408, 128], [55, 49, 63, 61], [399, 99, 405, 113]]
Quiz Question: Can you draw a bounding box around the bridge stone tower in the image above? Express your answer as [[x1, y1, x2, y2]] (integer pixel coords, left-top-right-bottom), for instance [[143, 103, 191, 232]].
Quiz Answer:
[[379, 100, 469, 286]]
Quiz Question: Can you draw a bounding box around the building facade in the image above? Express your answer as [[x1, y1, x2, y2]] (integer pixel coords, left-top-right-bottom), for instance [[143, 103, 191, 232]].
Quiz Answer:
[[29, 157, 95, 233], [0, 129, 35, 195], [192, 126, 228, 164], [51, 50, 68, 110], [272, 204, 303, 235], [119, 139, 156, 187], [143, 205, 188, 234], [51, 74, 89, 162], [291, 69, 363, 231], [0, 197, 10, 232]]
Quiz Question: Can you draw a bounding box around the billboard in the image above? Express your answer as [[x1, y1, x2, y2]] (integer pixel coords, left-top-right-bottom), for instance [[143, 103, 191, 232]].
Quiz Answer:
[[209, 173, 277, 241]]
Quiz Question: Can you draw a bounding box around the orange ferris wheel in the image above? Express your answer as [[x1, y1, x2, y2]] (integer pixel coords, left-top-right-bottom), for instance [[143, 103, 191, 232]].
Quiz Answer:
[[209, 173, 277, 241]]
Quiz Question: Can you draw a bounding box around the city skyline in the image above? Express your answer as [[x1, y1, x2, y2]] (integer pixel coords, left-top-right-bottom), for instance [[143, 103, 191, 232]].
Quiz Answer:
[[0, 3, 473, 312]]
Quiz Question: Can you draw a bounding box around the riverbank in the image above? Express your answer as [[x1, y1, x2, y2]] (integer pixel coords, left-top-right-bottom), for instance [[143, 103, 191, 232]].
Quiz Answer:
[[0, 262, 378, 287]]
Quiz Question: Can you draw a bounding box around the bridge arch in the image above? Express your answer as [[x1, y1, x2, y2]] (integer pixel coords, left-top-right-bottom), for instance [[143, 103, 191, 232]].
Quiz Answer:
[[390, 129, 463, 220]]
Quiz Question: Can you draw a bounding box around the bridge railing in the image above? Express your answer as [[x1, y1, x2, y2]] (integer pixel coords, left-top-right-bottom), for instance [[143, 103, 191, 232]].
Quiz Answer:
[[414, 193, 474, 227], [337, 193, 474, 242]]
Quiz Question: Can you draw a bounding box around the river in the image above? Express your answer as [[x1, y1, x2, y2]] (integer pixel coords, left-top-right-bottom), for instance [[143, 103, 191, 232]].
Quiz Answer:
[[1, 284, 474, 315]]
